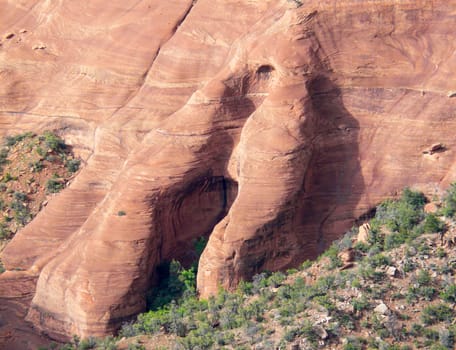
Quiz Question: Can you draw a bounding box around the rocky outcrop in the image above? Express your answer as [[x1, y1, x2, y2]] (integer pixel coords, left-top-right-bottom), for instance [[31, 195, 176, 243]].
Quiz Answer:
[[1, 0, 456, 343]]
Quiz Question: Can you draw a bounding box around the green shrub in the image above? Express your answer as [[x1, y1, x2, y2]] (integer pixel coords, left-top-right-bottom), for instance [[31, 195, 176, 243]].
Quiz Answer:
[[95, 336, 117, 350], [11, 198, 31, 225], [3, 172, 16, 182], [438, 327, 454, 349], [343, 337, 364, 350], [402, 187, 427, 208], [417, 269, 432, 286], [66, 159, 81, 173], [237, 279, 253, 295], [40, 131, 65, 152], [0, 222, 11, 239], [322, 244, 342, 269], [423, 213, 445, 233], [0, 148, 9, 171], [193, 236, 208, 257], [36, 146, 45, 157], [78, 337, 97, 350], [127, 343, 145, 350], [5, 132, 34, 147], [30, 160, 44, 172], [267, 271, 286, 288], [301, 260, 313, 269], [46, 175, 64, 193], [368, 253, 392, 268], [436, 247, 447, 258], [440, 285, 456, 305], [442, 183, 456, 217], [410, 323, 424, 336], [419, 286, 436, 301], [421, 303, 454, 325], [424, 328, 440, 341], [314, 295, 336, 312], [13, 191, 27, 202], [374, 188, 425, 237], [351, 296, 370, 313]]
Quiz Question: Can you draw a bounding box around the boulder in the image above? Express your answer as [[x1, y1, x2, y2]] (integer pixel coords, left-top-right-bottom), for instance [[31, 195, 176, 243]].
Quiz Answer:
[[357, 223, 371, 244], [424, 202, 440, 214], [374, 303, 389, 315]]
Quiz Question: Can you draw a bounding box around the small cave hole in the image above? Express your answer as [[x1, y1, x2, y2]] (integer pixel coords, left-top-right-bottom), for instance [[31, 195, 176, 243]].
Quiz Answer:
[[256, 65, 274, 80]]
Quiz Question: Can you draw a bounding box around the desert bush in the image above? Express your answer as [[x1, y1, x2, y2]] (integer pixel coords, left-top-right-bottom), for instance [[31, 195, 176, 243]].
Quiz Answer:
[[40, 131, 65, 152], [193, 236, 207, 257], [368, 253, 392, 268], [5, 132, 34, 147], [0, 222, 11, 239], [343, 342, 363, 350], [301, 260, 313, 269], [3, 172, 17, 182], [373, 188, 426, 248], [119, 321, 139, 337], [424, 328, 440, 342], [351, 296, 370, 313], [11, 198, 31, 225], [251, 272, 268, 294], [66, 159, 81, 173], [314, 295, 336, 312], [442, 183, 456, 217], [322, 243, 343, 269], [440, 284, 456, 305], [46, 176, 64, 193], [420, 286, 436, 301], [13, 191, 27, 202], [438, 328, 454, 349], [95, 336, 117, 350], [421, 304, 454, 325], [237, 279, 253, 295], [423, 213, 445, 233], [417, 269, 432, 286], [78, 337, 97, 350], [0, 147, 9, 171], [30, 160, 44, 172], [127, 343, 145, 350], [267, 271, 286, 288], [436, 247, 447, 258], [147, 260, 196, 310], [178, 323, 214, 350]]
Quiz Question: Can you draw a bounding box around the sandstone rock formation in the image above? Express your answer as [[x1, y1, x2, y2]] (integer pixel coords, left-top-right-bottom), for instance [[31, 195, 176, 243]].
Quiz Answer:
[[1, 0, 456, 345]]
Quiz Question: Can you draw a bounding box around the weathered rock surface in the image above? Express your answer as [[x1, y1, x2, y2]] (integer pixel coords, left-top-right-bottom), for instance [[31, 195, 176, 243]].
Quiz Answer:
[[1, 0, 456, 344]]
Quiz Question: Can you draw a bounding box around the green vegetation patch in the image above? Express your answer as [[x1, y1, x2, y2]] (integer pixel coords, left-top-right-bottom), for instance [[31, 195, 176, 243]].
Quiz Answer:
[[0, 130, 82, 274], [48, 184, 456, 349]]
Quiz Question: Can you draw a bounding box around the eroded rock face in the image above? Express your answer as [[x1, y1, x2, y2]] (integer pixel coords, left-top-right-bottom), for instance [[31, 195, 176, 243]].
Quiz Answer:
[[1, 0, 456, 343]]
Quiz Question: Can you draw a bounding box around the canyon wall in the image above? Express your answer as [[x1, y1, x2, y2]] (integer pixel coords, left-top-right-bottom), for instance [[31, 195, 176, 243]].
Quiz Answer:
[[1, 0, 456, 343]]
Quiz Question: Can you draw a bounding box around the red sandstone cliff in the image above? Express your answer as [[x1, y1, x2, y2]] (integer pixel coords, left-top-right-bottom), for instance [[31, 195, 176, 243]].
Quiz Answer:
[[1, 0, 456, 344]]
